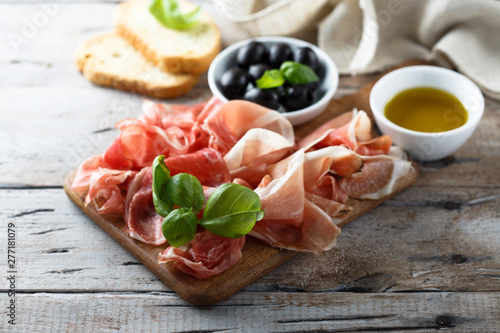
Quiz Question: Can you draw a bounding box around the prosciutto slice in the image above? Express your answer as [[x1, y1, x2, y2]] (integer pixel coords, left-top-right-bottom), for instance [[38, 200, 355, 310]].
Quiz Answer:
[[158, 230, 245, 279], [72, 155, 136, 215], [298, 110, 392, 156], [72, 155, 104, 196], [124, 167, 166, 245], [164, 148, 230, 187], [139, 100, 205, 130], [339, 148, 414, 200], [203, 100, 294, 155], [251, 150, 342, 254], [103, 119, 174, 170], [224, 128, 294, 188], [302, 147, 363, 203]]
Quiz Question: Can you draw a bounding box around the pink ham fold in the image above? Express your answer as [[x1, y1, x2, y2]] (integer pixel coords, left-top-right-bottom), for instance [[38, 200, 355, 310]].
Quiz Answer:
[[158, 230, 245, 279]]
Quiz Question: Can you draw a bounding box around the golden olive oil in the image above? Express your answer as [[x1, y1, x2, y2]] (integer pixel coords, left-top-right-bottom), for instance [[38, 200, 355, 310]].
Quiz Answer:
[[384, 87, 468, 133]]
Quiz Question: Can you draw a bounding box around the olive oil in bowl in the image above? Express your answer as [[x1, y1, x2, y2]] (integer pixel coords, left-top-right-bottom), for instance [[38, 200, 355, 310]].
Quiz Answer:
[[384, 87, 468, 133]]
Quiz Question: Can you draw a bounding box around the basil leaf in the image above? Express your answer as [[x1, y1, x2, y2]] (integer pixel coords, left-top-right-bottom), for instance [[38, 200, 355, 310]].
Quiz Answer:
[[149, 0, 202, 31], [256, 69, 285, 89], [152, 155, 173, 217], [280, 61, 319, 85], [166, 173, 205, 213], [162, 208, 197, 247], [200, 183, 264, 238]]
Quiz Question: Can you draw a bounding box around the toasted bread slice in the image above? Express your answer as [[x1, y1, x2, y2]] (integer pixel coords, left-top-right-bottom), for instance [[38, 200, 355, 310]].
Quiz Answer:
[[114, 0, 221, 74], [75, 33, 199, 99]]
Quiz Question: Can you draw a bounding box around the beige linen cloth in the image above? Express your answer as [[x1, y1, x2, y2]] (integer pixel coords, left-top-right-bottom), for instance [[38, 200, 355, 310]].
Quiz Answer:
[[214, 0, 500, 100]]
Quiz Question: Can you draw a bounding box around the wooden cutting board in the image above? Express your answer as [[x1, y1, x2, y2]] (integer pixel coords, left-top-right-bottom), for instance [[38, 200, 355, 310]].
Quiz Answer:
[[64, 61, 426, 305]]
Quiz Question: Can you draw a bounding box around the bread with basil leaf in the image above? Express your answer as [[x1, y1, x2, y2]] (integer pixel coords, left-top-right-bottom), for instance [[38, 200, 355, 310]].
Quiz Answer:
[[114, 0, 221, 74]]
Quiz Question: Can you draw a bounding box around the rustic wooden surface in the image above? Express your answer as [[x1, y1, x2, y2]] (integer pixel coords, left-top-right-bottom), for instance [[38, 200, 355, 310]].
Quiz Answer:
[[1, 0, 500, 332]]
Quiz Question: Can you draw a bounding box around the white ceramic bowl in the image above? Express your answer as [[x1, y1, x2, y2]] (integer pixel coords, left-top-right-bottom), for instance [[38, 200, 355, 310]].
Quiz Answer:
[[370, 66, 484, 161], [208, 36, 339, 126]]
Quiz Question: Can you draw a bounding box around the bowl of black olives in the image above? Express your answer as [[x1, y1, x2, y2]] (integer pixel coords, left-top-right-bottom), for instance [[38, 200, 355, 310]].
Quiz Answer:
[[208, 36, 339, 125]]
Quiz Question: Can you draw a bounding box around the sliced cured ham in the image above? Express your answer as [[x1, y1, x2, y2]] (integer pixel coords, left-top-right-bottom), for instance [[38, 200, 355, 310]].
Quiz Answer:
[[203, 100, 294, 155], [297, 110, 391, 156], [84, 168, 136, 215], [224, 128, 294, 188], [158, 230, 245, 279], [70, 97, 417, 279], [71, 155, 104, 196], [139, 100, 206, 130], [339, 150, 414, 200], [356, 135, 392, 156], [297, 111, 353, 151], [103, 119, 174, 170], [301, 147, 363, 203], [164, 148, 230, 187], [304, 192, 351, 220], [72, 155, 136, 215], [125, 167, 166, 245], [251, 150, 342, 254], [254, 150, 305, 224]]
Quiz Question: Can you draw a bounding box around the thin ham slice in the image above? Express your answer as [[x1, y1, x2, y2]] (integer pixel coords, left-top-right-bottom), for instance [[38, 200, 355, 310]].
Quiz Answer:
[[224, 128, 294, 188], [297, 110, 392, 156], [304, 192, 352, 220], [72, 155, 136, 215], [301, 147, 363, 203], [158, 230, 245, 279], [164, 148, 230, 187], [297, 111, 354, 151], [203, 100, 294, 155], [139, 100, 205, 130], [71, 155, 103, 196], [339, 148, 414, 200], [125, 167, 166, 245], [103, 101, 212, 170], [103, 120, 174, 170], [84, 168, 136, 215], [251, 150, 342, 254]]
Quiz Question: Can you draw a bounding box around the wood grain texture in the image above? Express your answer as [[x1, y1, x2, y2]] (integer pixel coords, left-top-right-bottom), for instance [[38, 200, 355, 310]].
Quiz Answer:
[[2, 186, 498, 294], [10, 292, 500, 332]]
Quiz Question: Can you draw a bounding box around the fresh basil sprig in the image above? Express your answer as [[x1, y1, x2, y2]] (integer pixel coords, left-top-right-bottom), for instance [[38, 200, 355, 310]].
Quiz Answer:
[[200, 183, 265, 238], [149, 0, 202, 30], [280, 61, 319, 85], [162, 207, 198, 247], [152, 155, 264, 247], [166, 173, 205, 213], [256, 61, 319, 89], [152, 155, 173, 217], [256, 69, 285, 90]]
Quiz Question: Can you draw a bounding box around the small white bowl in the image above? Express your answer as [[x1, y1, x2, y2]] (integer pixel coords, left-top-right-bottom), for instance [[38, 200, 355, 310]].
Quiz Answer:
[[208, 36, 339, 126], [370, 66, 484, 161]]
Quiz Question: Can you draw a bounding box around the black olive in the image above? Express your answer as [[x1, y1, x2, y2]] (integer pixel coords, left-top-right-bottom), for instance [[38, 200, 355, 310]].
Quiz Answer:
[[285, 85, 314, 111], [244, 88, 281, 110], [304, 80, 319, 91], [248, 63, 272, 83], [268, 43, 292, 68], [236, 41, 267, 69], [220, 67, 249, 99], [293, 47, 319, 72], [267, 85, 287, 105]]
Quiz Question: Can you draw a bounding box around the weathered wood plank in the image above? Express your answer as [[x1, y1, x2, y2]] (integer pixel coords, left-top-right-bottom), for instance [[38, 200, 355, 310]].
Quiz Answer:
[[1, 186, 499, 294], [9, 292, 500, 332]]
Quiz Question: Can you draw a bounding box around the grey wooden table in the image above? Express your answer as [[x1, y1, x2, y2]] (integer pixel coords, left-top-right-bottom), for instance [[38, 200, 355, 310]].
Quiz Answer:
[[1, 1, 500, 332]]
